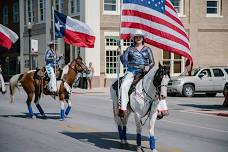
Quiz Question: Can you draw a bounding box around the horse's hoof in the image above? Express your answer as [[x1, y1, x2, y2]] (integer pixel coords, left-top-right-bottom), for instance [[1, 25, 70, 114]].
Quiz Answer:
[[31, 115, 36, 119], [137, 146, 145, 152], [64, 115, 71, 119], [121, 139, 128, 144], [59, 118, 64, 121]]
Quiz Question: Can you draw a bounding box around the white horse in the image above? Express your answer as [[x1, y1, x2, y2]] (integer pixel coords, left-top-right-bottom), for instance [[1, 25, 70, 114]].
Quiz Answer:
[[110, 63, 170, 152]]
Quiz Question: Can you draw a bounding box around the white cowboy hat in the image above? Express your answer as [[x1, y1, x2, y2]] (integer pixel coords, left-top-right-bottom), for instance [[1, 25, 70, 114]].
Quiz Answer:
[[130, 29, 146, 38], [48, 41, 58, 46]]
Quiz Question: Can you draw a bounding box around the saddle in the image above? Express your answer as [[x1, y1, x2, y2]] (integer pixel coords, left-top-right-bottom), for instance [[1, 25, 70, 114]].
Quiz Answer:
[[33, 67, 63, 81], [112, 72, 145, 97]]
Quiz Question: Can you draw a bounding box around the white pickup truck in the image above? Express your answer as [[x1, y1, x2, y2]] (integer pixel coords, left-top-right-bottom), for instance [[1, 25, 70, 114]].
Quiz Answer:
[[167, 66, 228, 97]]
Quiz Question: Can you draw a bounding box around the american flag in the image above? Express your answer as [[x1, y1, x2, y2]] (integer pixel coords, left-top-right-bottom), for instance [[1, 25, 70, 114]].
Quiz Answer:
[[120, 0, 193, 72]]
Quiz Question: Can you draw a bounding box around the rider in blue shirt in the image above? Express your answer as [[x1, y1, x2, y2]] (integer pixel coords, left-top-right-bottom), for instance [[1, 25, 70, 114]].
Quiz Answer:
[[118, 30, 155, 117], [45, 41, 61, 93]]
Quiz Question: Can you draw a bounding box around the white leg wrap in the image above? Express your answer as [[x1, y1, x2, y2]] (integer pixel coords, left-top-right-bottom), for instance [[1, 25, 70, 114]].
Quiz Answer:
[[0, 73, 6, 92], [68, 100, 72, 107], [157, 99, 168, 111], [60, 102, 64, 110]]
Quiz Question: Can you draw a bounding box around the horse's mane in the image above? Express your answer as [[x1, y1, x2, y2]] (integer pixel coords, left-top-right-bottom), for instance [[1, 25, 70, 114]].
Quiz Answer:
[[134, 66, 158, 99], [137, 66, 158, 89], [61, 64, 70, 79]]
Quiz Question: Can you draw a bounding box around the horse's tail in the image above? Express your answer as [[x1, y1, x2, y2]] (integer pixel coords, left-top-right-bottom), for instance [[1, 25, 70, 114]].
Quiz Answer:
[[9, 74, 23, 103]]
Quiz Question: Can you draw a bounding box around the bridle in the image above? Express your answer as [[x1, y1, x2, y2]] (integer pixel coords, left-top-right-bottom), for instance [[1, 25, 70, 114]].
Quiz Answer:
[[68, 59, 87, 74], [142, 67, 169, 101]]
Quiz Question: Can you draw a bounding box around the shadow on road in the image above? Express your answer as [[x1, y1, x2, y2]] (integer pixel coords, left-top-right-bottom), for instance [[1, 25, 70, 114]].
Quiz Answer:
[[178, 104, 227, 110], [61, 131, 149, 151], [0, 112, 60, 119]]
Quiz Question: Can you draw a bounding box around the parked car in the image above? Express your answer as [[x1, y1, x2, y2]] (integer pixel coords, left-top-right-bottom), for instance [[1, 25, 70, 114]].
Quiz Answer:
[[167, 66, 228, 97]]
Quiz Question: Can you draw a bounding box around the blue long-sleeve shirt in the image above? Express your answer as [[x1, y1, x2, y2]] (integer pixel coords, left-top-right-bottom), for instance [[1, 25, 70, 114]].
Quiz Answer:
[[45, 49, 58, 66], [120, 46, 155, 75]]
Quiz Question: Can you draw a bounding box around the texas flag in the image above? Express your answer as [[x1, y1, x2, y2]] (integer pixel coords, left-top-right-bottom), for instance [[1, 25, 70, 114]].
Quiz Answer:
[[0, 24, 19, 49], [54, 10, 95, 48]]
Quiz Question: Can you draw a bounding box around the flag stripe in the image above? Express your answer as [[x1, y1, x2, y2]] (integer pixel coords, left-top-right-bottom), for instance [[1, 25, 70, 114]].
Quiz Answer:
[[122, 4, 187, 37], [66, 16, 94, 36], [121, 12, 189, 43], [121, 22, 190, 50], [165, 1, 185, 27], [121, 10, 188, 42], [121, 28, 190, 54], [0, 31, 13, 49], [64, 29, 95, 48], [0, 25, 18, 43], [144, 38, 192, 60]]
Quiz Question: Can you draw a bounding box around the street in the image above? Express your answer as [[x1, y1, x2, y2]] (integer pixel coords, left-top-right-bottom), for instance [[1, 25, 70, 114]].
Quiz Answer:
[[0, 88, 228, 152]]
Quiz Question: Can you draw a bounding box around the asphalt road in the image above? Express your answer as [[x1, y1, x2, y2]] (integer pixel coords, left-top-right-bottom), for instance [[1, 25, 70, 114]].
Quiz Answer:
[[0, 89, 228, 152]]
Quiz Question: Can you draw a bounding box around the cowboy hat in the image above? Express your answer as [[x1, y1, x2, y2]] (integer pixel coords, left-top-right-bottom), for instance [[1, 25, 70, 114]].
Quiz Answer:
[[130, 29, 146, 38], [48, 41, 58, 46]]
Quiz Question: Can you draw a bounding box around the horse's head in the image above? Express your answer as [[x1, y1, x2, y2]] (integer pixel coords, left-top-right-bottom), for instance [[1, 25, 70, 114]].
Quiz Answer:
[[153, 62, 170, 99], [71, 57, 89, 73]]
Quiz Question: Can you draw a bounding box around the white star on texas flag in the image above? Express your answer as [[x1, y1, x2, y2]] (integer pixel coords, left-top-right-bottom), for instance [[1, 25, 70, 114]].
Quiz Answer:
[[55, 21, 64, 31]]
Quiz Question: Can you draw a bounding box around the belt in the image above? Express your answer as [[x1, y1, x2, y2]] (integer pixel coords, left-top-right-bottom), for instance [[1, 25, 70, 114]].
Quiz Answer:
[[128, 64, 145, 69]]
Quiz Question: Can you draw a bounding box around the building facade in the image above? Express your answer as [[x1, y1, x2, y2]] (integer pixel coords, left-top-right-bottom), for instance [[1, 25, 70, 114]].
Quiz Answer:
[[100, 0, 228, 87], [13, 0, 228, 87], [0, 0, 20, 81]]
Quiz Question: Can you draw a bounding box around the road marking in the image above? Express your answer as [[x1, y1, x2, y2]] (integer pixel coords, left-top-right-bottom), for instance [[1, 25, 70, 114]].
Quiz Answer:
[[162, 119, 228, 133], [59, 124, 98, 132]]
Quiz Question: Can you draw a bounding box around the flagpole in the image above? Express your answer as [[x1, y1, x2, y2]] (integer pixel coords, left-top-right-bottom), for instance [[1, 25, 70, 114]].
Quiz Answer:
[[52, 6, 57, 95], [117, 0, 122, 107]]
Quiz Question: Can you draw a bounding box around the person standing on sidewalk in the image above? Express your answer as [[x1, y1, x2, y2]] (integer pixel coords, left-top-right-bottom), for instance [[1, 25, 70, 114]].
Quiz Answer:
[[87, 62, 94, 89], [0, 61, 6, 94]]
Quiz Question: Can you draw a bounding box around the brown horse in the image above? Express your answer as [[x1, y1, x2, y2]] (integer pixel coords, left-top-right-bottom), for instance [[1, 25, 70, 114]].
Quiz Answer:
[[9, 57, 88, 120]]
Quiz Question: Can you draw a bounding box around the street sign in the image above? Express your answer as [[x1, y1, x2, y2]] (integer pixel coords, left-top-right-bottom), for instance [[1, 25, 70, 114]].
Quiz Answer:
[[31, 39, 38, 53]]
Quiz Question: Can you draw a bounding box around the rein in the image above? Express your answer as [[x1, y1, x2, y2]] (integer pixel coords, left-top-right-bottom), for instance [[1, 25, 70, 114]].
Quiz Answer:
[[140, 69, 168, 126]]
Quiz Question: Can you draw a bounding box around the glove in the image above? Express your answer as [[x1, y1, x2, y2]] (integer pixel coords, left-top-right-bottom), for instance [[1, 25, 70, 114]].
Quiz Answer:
[[144, 66, 150, 72]]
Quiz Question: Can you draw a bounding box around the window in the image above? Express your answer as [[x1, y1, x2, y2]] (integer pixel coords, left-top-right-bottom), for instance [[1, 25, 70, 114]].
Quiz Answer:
[[39, 0, 46, 21], [55, 0, 64, 12], [206, 0, 222, 17], [3, 6, 8, 25], [162, 51, 184, 76], [13, 2, 19, 23], [199, 69, 212, 77], [105, 37, 118, 75], [27, 0, 35, 23], [70, 0, 80, 15], [103, 0, 119, 15], [213, 69, 224, 77], [123, 39, 134, 46], [106, 49, 118, 74], [224, 68, 228, 74], [170, 0, 184, 16]]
